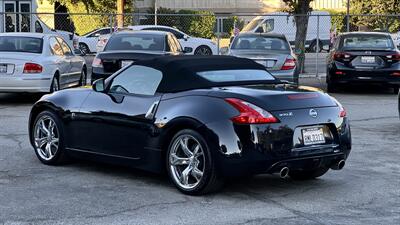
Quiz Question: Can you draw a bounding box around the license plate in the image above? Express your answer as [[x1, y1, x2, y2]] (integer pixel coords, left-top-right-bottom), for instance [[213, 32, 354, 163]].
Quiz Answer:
[[302, 127, 326, 146], [121, 60, 133, 68], [361, 56, 375, 64], [0, 64, 7, 73], [255, 60, 275, 68]]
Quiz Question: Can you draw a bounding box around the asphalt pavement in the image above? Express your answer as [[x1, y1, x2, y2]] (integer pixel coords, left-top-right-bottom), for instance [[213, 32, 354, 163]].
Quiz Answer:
[[0, 78, 399, 225]]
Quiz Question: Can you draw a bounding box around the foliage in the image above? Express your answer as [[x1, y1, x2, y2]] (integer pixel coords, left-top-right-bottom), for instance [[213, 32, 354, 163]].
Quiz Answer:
[[350, 0, 400, 33]]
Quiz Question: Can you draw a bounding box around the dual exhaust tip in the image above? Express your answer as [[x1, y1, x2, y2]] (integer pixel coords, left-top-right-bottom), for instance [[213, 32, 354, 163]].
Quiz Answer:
[[278, 160, 345, 178]]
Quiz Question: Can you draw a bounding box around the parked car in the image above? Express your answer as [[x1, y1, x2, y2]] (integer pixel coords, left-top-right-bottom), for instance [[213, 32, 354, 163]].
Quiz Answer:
[[228, 33, 298, 83], [326, 32, 400, 93], [242, 11, 331, 52], [92, 30, 189, 83], [95, 27, 134, 53], [29, 55, 351, 195], [127, 25, 218, 55], [0, 33, 86, 93], [391, 31, 400, 48], [78, 27, 112, 54]]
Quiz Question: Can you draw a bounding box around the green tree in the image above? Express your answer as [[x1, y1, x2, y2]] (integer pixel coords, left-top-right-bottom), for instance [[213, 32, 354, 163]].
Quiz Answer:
[[282, 0, 314, 75]]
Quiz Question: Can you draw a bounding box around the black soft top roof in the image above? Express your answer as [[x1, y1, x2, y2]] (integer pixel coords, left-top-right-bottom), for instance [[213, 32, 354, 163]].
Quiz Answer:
[[133, 55, 277, 93]]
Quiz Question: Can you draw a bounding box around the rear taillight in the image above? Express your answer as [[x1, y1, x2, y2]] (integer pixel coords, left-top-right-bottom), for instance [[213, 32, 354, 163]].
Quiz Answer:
[[386, 53, 400, 61], [391, 72, 400, 76], [333, 52, 351, 60], [23, 63, 42, 73], [92, 57, 103, 68], [225, 98, 279, 124], [281, 58, 296, 70], [339, 107, 347, 118]]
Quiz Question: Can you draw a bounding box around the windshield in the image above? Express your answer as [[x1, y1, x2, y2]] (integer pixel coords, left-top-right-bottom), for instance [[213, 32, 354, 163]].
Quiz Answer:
[[105, 34, 165, 51], [242, 18, 263, 32], [341, 35, 394, 50], [0, 37, 43, 53], [197, 69, 275, 82], [231, 36, 290, 51]]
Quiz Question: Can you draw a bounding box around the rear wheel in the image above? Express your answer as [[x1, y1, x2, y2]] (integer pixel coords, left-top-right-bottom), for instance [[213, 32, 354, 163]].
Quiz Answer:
[[289, 167, 329, 180], [32, 111, 68, 165], [166, 129, 223, 195]]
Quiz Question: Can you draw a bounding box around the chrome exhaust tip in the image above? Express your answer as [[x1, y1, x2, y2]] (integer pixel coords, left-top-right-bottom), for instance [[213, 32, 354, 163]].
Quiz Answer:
[[331, 160, 345, 170], [280, 167, 290, 178]]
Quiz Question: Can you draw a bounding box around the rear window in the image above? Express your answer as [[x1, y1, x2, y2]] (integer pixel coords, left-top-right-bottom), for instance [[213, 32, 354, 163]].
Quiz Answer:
[[0, 36, 43, 53], [197, 69, 275, 82], [105, 34, 165, 51], [341, 35, 394, 50], [231, 36, 289, 51]]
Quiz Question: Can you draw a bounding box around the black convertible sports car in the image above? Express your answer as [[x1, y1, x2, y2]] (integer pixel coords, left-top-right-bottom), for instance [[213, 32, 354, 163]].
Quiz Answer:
[[29, 56, 351, 195], [327, 32, 400, 93]]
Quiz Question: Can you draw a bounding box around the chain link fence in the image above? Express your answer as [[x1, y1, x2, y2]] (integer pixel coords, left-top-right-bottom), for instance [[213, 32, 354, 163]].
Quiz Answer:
[[1, 12, 399, 76]]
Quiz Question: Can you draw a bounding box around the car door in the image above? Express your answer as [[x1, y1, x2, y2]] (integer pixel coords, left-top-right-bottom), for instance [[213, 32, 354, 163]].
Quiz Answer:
[[49, 37, 70, 87], [72, 65, 163, 159], [57, 37, 81, 85]]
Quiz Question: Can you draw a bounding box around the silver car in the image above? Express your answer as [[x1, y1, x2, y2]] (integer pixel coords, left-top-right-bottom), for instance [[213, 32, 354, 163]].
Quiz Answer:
[[229, 33, 298, 83], [0, 33, 86, 93]]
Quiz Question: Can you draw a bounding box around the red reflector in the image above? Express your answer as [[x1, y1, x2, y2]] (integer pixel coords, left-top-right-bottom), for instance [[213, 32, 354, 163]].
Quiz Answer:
[[287, 93, 319, 100], [23, 63, 43, 73], [225, 98, 278, 124], [391, 72, 400, 76], [281, 58, 296, 70], [335, 71, 345, 75], [340, 107, 347, 117]]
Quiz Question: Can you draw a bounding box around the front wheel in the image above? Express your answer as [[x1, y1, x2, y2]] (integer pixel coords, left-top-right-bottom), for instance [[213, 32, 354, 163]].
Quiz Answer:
[[289, 167, 329, 180], [166, 129, 223, 195], [194, 46, 212, 55], [79, 43, 90, 54], [32, 110, 69, 165]]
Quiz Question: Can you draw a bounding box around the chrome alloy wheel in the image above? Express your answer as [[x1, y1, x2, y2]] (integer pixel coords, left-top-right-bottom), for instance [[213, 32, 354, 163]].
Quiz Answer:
[[34, 116, 59, 161], [169, 135, 205, 190]]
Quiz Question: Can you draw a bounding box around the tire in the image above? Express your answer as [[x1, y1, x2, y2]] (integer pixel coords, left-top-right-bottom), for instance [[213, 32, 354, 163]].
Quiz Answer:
[[327, 81, 339, 93], [31, 110, 69, 165], [289, 167, 329, 180], [194, 45, 212, 55], [50, 75, 60, 93], [79, 68, 87, 86], [79, 43, 90, 54], [166, 129, 223, 195], [309, 40, 323, 53]]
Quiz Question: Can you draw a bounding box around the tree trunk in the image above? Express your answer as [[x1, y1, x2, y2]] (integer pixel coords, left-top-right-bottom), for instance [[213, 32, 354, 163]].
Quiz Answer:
[[117, 0, 125, 28], [294, 14, 309, 74]]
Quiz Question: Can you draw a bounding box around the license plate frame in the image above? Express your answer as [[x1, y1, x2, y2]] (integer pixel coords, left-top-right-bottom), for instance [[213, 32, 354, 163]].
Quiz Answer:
[[302, 127, 326, 146], [0, 64, 7, 73], [361, 56, 375, 64], [121, 60, 134, 68]]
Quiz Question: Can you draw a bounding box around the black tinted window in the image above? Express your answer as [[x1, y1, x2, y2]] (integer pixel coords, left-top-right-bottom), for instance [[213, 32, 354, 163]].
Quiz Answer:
[[0, 37, 43, 53], [110, 65, 163, 95], [341, 35, 394, 50], [231, 36, 289, 51], [105, 34, 165, 51]]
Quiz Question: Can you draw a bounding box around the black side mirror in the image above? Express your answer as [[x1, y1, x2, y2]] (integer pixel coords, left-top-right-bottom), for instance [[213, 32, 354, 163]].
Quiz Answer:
[[74, 49, 85, 56], [183, 47, 193, 54], [92, 79, 105, 92]]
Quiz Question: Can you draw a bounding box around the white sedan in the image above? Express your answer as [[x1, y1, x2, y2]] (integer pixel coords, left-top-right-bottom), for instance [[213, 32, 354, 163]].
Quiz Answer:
[[0, 33, 86, 93], [129, 25, 218, 55], [78, 27, 112, 54]]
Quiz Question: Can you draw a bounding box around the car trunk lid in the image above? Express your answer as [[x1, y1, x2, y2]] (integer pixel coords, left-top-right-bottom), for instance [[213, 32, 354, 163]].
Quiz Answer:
[[335, 50, 400, 70], [230, 50, 291, 71]]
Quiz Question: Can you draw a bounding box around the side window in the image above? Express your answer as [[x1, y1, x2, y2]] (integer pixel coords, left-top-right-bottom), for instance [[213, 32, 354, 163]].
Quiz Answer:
[[168, 35, 178, 52], [56, 37, 72, 55], [166, 28, 184, 39], [109, 65, 163, 95], [172, 36, 182, 52], [35, 21, 43, 33], [49, 37, 64, 56], [259, 19, 274, 32]]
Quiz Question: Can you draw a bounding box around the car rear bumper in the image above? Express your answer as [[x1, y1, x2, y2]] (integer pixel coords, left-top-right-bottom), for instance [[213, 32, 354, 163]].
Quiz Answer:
[[91, 68, 113, 83], [269, 69, 297, 83], [0, 76, 52, 92]]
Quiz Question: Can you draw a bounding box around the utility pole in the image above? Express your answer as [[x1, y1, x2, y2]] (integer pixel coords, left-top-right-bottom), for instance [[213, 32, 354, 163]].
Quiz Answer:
[[154, 0, 158, 25], [117, 0, 125, 28], [346, 0, 350, 32]]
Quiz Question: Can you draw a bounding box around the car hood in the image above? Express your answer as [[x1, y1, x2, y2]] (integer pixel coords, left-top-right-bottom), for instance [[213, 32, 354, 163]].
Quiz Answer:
[[208, 85, 337, 111], [189, 37, 215, 45]]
